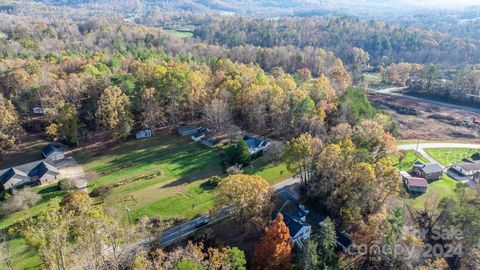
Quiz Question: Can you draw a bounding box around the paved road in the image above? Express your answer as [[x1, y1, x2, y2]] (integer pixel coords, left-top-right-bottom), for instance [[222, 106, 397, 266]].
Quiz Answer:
[[159, 176, 301, 246], [368, 87, 480, 114]]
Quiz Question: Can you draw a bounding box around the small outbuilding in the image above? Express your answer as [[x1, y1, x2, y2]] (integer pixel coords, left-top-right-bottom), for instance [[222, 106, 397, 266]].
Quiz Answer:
[[42, 144, 65, 161], [177, 125, 202, 136], [135, 129, 153, 139], [404, 176, 428, 193]]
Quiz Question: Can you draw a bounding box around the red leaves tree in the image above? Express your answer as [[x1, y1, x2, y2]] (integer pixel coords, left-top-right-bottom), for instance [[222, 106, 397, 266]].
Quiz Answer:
[[253, 214, 293, 270]]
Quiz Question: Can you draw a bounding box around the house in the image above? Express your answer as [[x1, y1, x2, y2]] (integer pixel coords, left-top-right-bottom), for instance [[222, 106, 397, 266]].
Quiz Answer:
[[32, 107, 54, 115], [410, 163, 444, 181], [28, 161, 60, 185], [32, 107, 44, 115], [278, 200, 312, 248], [0, 160, 60, 191], [42, 144, 65, 161], [0, 168, 30, 191], [451, 159, 480, 176], [402, 171, 428, 193], [135, 129, 153, 139], [244, 135, 269, 155], [177, 125, 203, 136]]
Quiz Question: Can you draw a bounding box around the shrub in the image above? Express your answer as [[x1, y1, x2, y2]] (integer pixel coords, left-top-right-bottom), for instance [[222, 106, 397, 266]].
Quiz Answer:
[[207, 176, 222, 187], [90, 185, 113, 199], [58, 178, 76, 191], [226, 165, 243, 175], [0, 188, 40, 215]]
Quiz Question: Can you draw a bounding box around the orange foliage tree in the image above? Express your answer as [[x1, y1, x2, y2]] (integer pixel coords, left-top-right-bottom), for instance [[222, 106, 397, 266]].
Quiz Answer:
[[253, 214, 293, 270]]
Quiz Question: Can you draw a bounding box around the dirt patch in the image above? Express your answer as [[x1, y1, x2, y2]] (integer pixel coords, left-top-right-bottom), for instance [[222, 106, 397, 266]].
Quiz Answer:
[[368, 93, 480, 142]]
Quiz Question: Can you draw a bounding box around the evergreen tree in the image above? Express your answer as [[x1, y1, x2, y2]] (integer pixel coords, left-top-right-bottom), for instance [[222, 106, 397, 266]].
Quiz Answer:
[[228, 139, 251, 165]]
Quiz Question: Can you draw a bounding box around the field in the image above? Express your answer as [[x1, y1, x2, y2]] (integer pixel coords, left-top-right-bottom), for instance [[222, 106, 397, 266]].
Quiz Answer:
[[392, 150, 429, 171], [407, 176, 460, 209], [392, 150, 464, 209], [424, 148, 479, 166], [1, 132, 290, 270], [165, 29, 193, 38], [368, 93, 480, 142]]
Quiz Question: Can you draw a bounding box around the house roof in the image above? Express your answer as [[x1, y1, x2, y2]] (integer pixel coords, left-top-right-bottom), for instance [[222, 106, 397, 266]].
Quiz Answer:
[[282, 213, 310, 239], [0, 160, 59, 185], [1, 168, 28, 184], [244, 136, 267, 149], [405, 177, 428, 188], [420, 163, 444, 174], [42, 144, 63, 157], [29, 161, 59, 178], [178, 125, 199, 133], [280, 200, 309, 221], [454, 160, 480, 172], [413, 161, 425, 167]]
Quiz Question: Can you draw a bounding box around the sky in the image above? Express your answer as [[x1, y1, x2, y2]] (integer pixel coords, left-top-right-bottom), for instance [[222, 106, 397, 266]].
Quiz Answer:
[[412, 0, 480, 6]]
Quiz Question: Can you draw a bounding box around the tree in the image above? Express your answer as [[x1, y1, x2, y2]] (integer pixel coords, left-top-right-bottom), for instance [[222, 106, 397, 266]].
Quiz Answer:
[[175, 259, 204, 270], [295, 240, 319, 270], [0, 230, 13, 270], [228, 247, 247, 270], [59, 104, 79, 146], [203, 98, 232, 131], [215, 174, 272, 232], [316, 218, 338, 268], [228, 139, 251, 166], [141, 87, 165, 129], [15, 200, 73, 270], [96, 85, 133, 138], [283, 133, 322, 186], [253, 214, 293, 270], [1, 188, 40, 215], [0, 95, 21, 160]]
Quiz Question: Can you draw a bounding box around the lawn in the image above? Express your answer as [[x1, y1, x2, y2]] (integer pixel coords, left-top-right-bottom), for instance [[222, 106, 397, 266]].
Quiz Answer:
[[407, 176, 461, 209], [245, 156, 293, 185], [392, 150, 429, 171], [1, 133, 291, 269], [424, 148, 479, 166], [165, 29, 193, 38]]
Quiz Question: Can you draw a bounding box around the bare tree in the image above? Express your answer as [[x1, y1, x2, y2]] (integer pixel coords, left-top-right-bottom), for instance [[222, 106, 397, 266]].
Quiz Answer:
[[202, 98, 231, 132], [0, 230, 13, 270]]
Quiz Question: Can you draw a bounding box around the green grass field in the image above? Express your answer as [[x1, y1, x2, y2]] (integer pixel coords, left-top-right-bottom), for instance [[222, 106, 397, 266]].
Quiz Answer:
[[165, 30, 193, 38], [407, 176, 461, 209], [1, 133, 290, 269], [424, 148, 479, 166], [392, 150, 429, 171]]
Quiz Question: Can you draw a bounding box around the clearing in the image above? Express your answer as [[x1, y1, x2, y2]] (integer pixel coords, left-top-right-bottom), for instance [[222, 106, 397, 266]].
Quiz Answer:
[[424, 148, 479, 167]]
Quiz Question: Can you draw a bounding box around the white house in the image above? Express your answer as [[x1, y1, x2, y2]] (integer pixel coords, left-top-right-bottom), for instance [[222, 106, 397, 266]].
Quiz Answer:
[[451, 160, 480, 176]]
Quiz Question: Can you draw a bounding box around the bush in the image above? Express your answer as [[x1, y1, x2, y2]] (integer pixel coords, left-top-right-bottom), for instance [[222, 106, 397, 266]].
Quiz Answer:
[[0, 188, 40, 215], [207, 176, 222, 187], [58, 178, 76, 191], [226, 165, 243, 175], [90, 185, 113, 199]]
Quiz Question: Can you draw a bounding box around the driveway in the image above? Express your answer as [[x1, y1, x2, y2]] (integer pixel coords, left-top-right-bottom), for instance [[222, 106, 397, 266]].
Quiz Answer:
[[54, 157, 88, 191]]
